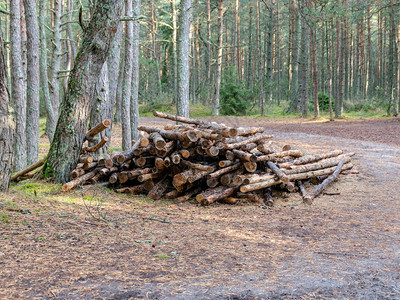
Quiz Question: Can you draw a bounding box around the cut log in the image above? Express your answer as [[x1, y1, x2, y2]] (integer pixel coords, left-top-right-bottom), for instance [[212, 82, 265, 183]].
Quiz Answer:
[[303, 158, 347, 204], [181, 160, 216, 172], [219, 160, 236, 168], [198, 186, 238, 206], [109, 172, 119, 184], [70, 168, 85, 180], [188, 170, 212, 183], [257, 142, 274, 154], [78, 155, 94, 164], [267, 161, 289, 184], [205, 146, 219, 157], [240, 162, 353, 193], [118, 172, 129, 183], [206, 177, 219, 188], [147, 176, 169, 200], [175, 187, 202, 202], [86, 119, 111, 138], [263, 189, 274, 206], [236, 127, 264, 136], [243, 162, 257, 173], [84, 137, 109, 152], [128, 167, 153, 180], [232, 149, 257, 162], [224, 133, 273, 150], [297, 181, 307, 198], [291, 150, 343, 166], [220, 168, 244, 186], [138, 172, 161, 183], [207, 163, 242, 179], [62, 169, 98, 192], [256, 150, 303, 162], [241, 142, 258, 151], [115, 185, 145, 194], [83, 162, 97, 170], [172, 169, 194, 188], [11, 157, 47, 182]]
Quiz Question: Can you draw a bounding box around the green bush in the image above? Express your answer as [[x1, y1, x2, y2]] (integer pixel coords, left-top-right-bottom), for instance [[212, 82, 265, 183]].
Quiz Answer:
[[317, 92, 334, 111], [220, 78, 253, 116]]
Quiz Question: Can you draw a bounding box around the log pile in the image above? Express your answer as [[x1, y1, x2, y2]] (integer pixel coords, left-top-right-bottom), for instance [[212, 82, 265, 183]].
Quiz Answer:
[[61, 111, 355, 206]]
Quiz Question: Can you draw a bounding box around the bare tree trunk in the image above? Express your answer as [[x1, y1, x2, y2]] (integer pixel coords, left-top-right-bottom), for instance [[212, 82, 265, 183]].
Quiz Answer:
[[0, 31, 14, 191], [289, 0, 299, 111], [121, 0, 133, 151], [298, 0, 309, 117], [23, 0, 40, 165], [246, 4, 253, 90], [89, 63, 110, 156], [265, 0, 275, 107], [42, 0, 124, 183], [177, 0, 191, 118], [212, 0, 223, 116], [108, 4, 124, 122], [171, 0, 178, 103], [10, 0, 27, 171], [49, 0, 62, 137], [130, 0, 141, 140], [39, 0, 56, 141], [206, 0, 211, 87], [234, 0, 239, 75], [310, 23, 319, 118], [256, 1, 264, 116]]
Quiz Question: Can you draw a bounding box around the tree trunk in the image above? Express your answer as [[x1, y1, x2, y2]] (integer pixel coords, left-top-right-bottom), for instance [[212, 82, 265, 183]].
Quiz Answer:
[[310, 23, 319, 118], [49, 0, 62, 136], [171, 0, 178, 103], [212, 0, 223, 116], [39, 0, 56, 141], [23, 0, 40, 165], [10, 0, 27, 171], [108, 4, 124, 123], [298, 0, 309, 117], [246, 4, 253, 90], [265, 0, 275, 107], [130, 0, 141, 140], [121, 0, 133, 151], [256, 1, 264, 116], [42, 0, 124, 183], [0, 31, 14, 191], [177, 0, 191, 118]]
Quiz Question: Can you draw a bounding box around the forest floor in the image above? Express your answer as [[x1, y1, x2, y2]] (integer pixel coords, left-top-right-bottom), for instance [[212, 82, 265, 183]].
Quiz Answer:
[[1, 117, 400, 299]]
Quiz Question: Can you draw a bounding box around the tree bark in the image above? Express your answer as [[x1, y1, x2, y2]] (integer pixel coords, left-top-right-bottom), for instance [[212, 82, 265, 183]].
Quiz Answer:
[[23, 0, 40, 165], [121, 0, 133, 150], [39, 0, 56, 141], [42, 0, 124, 183], [0, 31, 14, 191], [130, 0, 141, 140], [298, 0, 309, 117], [10, 0, 27, 171], [212, 0, 223, 116], [177, 0, 191, 118]]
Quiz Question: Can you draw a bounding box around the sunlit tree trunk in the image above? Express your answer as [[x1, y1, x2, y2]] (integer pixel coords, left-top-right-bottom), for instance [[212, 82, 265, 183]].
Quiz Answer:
[[130, 0, 141, 140], [177, 0, 191, 118], [121, 0, 133, 150], [212, 0, 223, 116], [298, 0, 309, 117]]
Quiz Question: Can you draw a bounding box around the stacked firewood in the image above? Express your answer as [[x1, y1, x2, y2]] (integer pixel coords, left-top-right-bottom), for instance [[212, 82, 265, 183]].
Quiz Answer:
[[62, 111, 355, 206]]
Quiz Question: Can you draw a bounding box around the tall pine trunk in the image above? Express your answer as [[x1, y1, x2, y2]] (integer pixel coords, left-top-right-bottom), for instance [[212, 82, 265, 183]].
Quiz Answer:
[[23, 0, 40, 165], [130, 0, 141, 140], [121, 0, 133, 151], [10, 0, 27, 171], [212, 0, 223, 116], [0, 31, 14, 191], [298, 0, 309, 117], [177, 0, 191, 118]]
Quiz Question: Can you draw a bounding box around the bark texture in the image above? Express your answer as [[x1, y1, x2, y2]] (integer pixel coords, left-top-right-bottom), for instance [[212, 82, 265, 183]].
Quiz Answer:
[[177, 0, 191, 118], [130, 0, 141, 140], [0, 32, 14, 191], [42, 0, 124, 183], [10, 0, 27, 171], [23, 0, 40, 165]]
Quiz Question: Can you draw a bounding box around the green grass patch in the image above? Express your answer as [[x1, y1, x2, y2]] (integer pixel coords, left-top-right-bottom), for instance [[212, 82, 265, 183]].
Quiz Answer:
[[154, 253, 169, 259], [0, 212, 10, 223], [12, 182, 61, 197]]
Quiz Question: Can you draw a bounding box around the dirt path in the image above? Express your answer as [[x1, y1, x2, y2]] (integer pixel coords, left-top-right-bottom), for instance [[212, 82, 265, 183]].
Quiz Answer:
[[1, 118, 400, 299]]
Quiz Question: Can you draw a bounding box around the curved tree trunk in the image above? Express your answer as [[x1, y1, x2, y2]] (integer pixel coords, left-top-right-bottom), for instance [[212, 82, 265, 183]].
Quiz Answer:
[[23, 0, 40, 165], [42, 0, 124, 183], [0, 31, 14, 192]]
